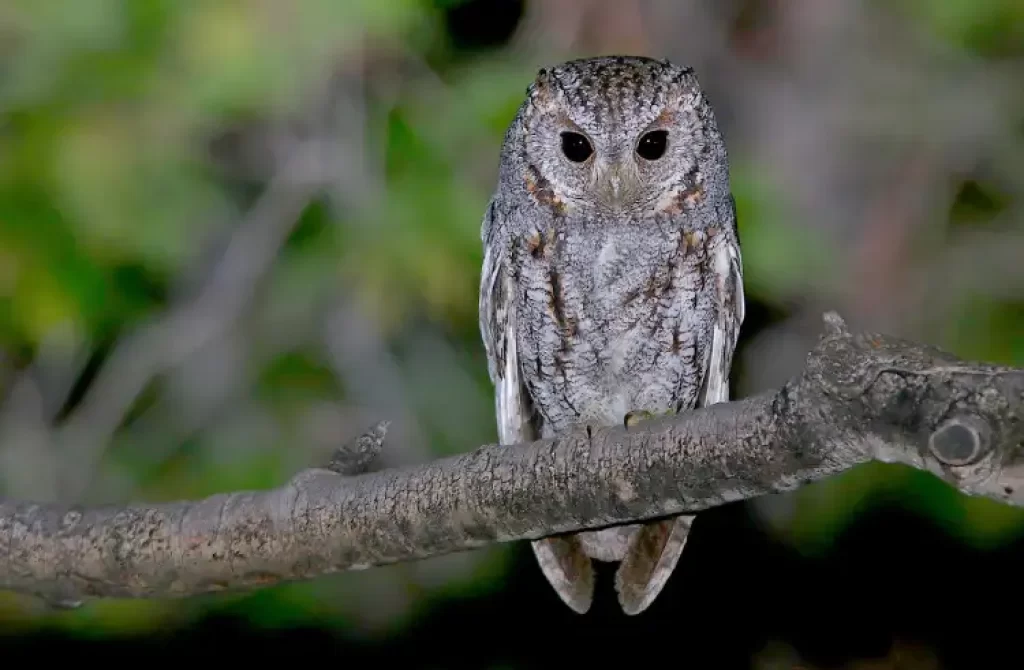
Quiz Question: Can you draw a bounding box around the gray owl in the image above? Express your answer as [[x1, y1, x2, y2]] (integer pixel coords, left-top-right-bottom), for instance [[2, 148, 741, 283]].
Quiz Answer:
[[478, 55, 745, 615]]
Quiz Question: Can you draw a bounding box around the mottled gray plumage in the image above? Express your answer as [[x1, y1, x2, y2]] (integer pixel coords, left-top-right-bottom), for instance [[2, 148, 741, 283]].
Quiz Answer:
[[478, 55, 745, 615]]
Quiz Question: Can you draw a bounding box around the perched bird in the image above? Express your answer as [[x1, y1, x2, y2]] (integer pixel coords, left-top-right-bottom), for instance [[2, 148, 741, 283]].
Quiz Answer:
[[478, 55, 745, 615]]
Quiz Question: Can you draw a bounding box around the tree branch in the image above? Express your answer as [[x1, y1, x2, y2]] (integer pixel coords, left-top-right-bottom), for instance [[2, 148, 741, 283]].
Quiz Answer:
[[2, 313, 1022, 606]]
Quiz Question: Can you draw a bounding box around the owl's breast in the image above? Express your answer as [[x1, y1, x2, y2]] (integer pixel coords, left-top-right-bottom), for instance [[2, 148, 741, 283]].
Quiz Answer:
[[515, 224, 715, 435]]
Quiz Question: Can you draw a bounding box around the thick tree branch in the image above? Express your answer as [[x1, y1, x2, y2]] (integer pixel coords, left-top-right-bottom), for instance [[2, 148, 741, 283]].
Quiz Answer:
[[2, 313, 1022, 605]]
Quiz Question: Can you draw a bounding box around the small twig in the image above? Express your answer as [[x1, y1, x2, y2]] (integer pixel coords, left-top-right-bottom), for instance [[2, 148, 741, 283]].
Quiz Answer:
[[326, 421, 389, 476]]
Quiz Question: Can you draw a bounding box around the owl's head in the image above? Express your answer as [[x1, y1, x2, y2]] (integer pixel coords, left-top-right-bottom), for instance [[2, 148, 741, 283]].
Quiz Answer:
[[514, 56, 725, 217]]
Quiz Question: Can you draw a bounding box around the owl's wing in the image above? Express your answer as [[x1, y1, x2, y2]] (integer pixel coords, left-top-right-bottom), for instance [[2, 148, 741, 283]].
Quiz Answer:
[[479, 203, 533, 447], [698, 232, 745, 407], [479, 202, 595, 614], [615, 230, 745, 616]]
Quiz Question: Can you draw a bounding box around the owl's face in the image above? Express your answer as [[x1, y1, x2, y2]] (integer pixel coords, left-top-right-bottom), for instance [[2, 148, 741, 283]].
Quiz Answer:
[[518, 56, 718, 217]]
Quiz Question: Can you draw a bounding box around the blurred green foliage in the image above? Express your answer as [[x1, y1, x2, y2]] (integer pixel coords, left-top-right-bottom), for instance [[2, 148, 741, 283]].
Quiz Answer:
[[0, 0, 1022, 641], [907, 0, 1024, 56]]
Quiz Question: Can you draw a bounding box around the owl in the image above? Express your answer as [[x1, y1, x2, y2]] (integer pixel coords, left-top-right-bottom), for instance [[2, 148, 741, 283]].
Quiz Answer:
[[478, 55, 745, 615]]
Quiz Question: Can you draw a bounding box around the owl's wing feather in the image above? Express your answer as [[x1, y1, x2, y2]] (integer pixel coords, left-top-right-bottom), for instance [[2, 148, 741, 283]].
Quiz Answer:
[[700, 234, 745, 407], [479, 227, 530, 447], [479, 202, 595, 613], [616, 232, 745, 616]]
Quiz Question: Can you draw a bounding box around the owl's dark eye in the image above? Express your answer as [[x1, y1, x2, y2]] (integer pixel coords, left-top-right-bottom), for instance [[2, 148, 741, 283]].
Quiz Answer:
[[560, 132, 593, 162], [637, 130, 669, 160]]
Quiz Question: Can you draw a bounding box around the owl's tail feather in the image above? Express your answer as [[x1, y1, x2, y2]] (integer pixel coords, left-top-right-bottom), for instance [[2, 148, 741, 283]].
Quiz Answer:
[[614, 515, 693, 615], [531, 536, 595, 614]]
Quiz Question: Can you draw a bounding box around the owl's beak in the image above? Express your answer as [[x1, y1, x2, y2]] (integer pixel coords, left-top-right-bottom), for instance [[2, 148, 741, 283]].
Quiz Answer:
[[595, 159, 639, 207], [608, 174, 624, 199]]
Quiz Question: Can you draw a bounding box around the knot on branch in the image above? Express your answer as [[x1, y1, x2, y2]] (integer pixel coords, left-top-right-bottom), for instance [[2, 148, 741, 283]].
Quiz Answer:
[[928, 415, 991, 467]]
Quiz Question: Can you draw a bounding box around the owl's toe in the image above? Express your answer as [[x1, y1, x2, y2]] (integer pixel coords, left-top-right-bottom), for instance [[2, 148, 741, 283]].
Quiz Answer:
[[623, 408, 679, 429], [623, 410, 655, 429]]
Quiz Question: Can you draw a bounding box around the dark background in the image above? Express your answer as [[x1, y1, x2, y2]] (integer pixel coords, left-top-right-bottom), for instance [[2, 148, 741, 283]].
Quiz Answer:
[[1, 1, 1022, 667]]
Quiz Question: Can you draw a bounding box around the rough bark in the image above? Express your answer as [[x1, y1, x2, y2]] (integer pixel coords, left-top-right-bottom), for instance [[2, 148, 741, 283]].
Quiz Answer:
[[1, 313, 1022, 606]]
